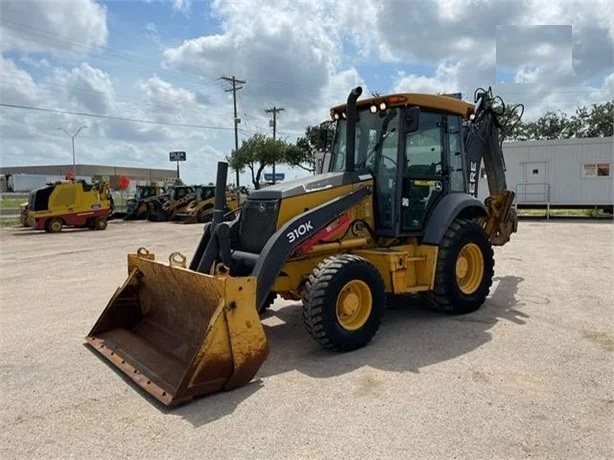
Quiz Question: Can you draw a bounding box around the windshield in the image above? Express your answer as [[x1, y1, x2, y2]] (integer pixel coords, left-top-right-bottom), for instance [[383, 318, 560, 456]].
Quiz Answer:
[[196, 187, 214, 203], [330, 107, 400, 173], [175, 188, 188, 200]]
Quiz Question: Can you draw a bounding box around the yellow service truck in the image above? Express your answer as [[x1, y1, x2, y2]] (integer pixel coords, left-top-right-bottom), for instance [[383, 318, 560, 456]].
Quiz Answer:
[[25, 180, 113, 232]]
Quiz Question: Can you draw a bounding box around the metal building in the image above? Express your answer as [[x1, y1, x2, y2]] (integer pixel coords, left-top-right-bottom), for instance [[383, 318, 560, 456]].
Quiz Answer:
[[478, 137, 613, 212], [0, 163, 178, 190]]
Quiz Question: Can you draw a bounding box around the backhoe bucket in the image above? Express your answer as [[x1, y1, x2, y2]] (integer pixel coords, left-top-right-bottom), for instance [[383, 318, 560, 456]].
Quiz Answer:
[[86, 248, 269, 407]]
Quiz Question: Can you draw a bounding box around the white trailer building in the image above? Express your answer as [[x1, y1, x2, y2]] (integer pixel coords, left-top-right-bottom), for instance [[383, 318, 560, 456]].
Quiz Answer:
[[316, 136, 613, 213], [478, 137, 613, 213]]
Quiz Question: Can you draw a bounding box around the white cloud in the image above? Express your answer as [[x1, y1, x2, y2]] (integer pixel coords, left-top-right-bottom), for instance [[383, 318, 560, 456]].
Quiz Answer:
[[0, 56, 44, 106], [48, 63, 115, 114], [0, 0, 108, 55], [162, 0, 344, 116], [171, 0, 192, 15], [394, 61, 460, 94]]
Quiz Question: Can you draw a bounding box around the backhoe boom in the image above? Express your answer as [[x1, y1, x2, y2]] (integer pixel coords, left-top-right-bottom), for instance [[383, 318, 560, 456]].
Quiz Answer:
[[463, 87, 523, 245]]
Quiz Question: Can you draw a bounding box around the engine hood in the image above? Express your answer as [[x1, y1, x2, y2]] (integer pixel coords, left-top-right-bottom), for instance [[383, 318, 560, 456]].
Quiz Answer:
[[249, 171, 372, 200]]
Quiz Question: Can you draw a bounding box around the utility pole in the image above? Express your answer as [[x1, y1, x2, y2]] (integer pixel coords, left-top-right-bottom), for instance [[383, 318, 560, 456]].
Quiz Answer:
[[264, 106, 284, 184], [220, 75, 245, 187]]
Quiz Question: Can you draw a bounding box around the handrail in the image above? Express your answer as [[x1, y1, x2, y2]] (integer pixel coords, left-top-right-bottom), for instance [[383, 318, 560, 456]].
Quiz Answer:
[[515, 182, 550, 203], [514, 182, 551, 219]]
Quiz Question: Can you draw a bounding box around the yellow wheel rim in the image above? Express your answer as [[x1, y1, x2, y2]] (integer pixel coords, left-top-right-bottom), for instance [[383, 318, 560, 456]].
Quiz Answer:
[[138, 203, 147, 214], [335, 280, 372, 331], [455, 243, 484, 294]]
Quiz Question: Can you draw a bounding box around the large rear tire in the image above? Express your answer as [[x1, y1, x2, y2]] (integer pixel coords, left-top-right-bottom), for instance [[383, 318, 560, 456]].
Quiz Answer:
[[302, 254, 385, 352], [428, 218, 494, 314]]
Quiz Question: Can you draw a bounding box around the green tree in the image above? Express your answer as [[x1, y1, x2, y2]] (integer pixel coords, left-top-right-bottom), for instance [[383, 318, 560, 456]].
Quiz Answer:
[[505, 99, 613, 141], [174, 177, 184, 186], [227, 133, 286, 189], [286, 122, 335, 173], [523, 110, 574, 140], [570, 101, 614, 138]]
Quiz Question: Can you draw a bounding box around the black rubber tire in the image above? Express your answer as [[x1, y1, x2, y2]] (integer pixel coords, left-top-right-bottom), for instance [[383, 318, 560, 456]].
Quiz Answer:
[[428, 218, 494, 314], [87, 219, 95, 229], [144, 204, 153, 221], [47, 218, 63, 233], [302, 254, 385, 352], [197, 205, 213, 223], [94, 217, 108, 230]]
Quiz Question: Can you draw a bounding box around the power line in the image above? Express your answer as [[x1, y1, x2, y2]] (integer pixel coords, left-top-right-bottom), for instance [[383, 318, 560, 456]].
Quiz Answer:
[[220, 75, 246, 186], [0, 102, 235, 131], [0, 77, 233, 120], [0, 19, 225, 95]]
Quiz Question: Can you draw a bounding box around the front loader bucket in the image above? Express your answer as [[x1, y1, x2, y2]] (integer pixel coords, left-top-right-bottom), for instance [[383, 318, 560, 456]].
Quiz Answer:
[[86, 248, 269, 407]]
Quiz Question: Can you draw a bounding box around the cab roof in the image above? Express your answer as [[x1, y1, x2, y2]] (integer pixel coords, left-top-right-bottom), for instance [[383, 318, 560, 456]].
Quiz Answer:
[[330, 92, 475, 119]]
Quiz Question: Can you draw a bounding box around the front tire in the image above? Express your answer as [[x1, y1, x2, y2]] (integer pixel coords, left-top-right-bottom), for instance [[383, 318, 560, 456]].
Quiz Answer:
[[302, 254, 385, 352], [94, 217, 108, 230], [46, 218, 63, 233], [428, 218, 494, 314]]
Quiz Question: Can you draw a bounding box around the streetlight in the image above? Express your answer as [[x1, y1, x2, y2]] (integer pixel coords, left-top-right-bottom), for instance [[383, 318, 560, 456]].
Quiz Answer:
[[58, 125, 87, 180]]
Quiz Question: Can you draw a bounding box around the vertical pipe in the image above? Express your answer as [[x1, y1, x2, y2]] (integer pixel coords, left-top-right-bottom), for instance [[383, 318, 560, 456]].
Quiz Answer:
[[345, 86, 362, 172], [213, 161, 228, 224]]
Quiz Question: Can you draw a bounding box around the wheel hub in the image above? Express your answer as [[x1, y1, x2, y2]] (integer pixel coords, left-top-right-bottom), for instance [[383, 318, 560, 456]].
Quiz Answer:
[[335, 280, 372, 331], [455, 243, 484, 295]]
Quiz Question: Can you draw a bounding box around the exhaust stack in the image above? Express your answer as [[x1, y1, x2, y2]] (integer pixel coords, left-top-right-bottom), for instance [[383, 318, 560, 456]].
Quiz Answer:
[[345, 86, 362, 173]]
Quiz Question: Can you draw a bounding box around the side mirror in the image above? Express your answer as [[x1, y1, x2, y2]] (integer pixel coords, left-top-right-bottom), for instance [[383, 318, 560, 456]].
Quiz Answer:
[[406, 106, 420, 133], [318, 121, 333, 152]]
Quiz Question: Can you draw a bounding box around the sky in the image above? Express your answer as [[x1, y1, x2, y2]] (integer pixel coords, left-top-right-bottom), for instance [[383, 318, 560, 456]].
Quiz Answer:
[[0, 0, 612, 186]]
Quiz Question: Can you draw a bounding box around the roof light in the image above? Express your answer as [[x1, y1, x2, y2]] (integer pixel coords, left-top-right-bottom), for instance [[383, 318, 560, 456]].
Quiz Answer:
[[379, 102, 387, 111], [386, 95, 407, 105], [370, 105, 377, 113]]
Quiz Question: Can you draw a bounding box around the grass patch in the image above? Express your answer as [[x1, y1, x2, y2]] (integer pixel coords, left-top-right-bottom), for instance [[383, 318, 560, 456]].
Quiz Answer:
[[0, 197, 28, 209], [518, 208, 612, 217], [0, 218, 22, 228]]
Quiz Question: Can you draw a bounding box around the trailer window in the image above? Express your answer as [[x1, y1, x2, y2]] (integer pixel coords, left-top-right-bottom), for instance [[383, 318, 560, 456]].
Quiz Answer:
[[583, 163, 610, 177]]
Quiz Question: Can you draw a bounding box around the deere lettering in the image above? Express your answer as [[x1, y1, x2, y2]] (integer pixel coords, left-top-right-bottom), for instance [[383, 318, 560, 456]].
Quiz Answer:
[[287, 221, 313, 243]]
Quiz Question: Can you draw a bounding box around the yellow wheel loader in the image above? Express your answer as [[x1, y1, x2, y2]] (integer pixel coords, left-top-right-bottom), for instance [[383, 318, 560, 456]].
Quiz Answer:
[[86, 86, 522, 406], [174, 186, 241, 224]]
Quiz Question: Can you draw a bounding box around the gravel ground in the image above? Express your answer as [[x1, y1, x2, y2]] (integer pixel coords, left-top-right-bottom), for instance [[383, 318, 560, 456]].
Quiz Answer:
[[0, 219, 612, 459]]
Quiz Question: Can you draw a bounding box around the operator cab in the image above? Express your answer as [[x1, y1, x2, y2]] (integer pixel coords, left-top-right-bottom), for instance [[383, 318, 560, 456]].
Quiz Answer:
[[328, 99, 469, 237]]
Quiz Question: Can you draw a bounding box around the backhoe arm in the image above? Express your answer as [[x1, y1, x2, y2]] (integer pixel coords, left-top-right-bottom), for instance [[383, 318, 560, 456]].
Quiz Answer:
[[463, 87, 523, 245]]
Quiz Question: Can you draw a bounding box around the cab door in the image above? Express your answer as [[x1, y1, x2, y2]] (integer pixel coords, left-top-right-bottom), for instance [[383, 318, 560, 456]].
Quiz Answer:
[[400, 111, 446, 232]]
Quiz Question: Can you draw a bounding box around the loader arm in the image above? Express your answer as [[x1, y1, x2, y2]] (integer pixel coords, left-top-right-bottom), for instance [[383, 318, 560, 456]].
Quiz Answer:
[[463, 87, 523, 245], [189, 164, 371, 313]]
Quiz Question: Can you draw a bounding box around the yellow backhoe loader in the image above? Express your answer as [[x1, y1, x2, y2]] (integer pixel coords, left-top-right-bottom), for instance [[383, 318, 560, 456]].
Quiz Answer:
[[86, 86, 522, 406]]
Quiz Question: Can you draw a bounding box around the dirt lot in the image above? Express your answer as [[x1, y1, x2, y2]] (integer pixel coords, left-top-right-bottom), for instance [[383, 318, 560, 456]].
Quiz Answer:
[[1, 219, 612, 459]]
